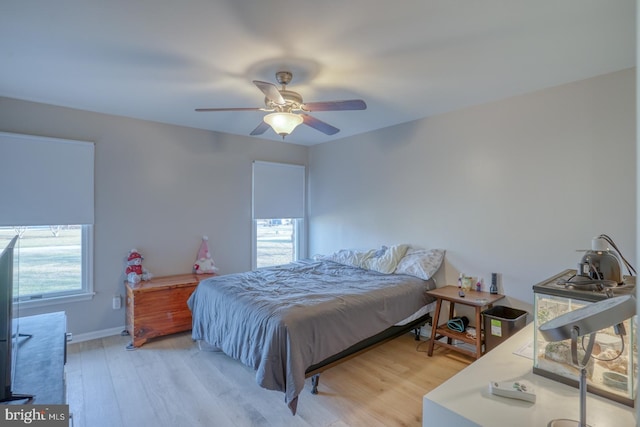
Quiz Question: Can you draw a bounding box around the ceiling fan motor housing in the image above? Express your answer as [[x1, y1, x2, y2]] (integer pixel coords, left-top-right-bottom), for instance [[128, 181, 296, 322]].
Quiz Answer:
[[265, 89, 303, 111]]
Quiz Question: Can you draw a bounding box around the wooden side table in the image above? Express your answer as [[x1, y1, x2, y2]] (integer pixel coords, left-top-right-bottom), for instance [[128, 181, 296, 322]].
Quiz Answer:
[[426, 285, 504, 359], [124, 273, 215, 349]]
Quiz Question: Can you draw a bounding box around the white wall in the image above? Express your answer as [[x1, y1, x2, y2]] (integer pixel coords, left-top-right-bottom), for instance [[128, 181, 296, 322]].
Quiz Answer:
[[0, 97, 308, 336], [309, 69, 636, 313], [0, 69, 634, 336]]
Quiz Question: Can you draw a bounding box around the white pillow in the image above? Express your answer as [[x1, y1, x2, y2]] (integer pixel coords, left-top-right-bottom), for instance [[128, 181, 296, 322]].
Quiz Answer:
[[320, 249, 362, 267], [362, 244, 409, 274], [321, 244, 409, 274], [395, 248, 445, 280]]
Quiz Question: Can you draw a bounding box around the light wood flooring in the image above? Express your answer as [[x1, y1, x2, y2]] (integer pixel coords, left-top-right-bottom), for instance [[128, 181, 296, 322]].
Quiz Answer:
[[66, 332, 472, 427]]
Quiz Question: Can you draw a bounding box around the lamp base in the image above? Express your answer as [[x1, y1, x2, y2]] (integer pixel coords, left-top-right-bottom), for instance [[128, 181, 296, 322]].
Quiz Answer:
[[548, 419, 591, 427]]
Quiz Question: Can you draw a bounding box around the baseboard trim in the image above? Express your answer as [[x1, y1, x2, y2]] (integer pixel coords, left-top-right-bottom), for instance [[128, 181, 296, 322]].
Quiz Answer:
[[70, 326, 125, 343]]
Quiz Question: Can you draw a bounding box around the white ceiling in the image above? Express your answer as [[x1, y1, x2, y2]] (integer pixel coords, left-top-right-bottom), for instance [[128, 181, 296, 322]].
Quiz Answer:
[[0, 1, 635, 146]]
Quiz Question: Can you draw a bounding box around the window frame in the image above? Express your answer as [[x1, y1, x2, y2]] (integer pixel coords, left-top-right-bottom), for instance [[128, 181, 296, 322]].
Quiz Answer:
[[252, 218, 305, 270], [251, 160, 306, 270], [12, 225, 94, 308]]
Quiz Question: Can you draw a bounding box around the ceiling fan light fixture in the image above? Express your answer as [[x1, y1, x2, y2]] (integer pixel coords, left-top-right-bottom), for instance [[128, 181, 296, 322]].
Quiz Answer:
[[196, 72, 366, 138], [263, 112, 303, 137]]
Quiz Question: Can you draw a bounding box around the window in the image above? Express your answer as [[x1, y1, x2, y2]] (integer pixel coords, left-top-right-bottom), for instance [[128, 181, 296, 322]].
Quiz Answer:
[[0, 132, 95, 305], [0, 225, 93, 304], [252, 161, 305, 269]]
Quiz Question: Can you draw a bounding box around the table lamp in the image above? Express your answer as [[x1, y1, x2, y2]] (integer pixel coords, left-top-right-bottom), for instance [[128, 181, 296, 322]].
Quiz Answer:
[[538, 294, 636, 427]]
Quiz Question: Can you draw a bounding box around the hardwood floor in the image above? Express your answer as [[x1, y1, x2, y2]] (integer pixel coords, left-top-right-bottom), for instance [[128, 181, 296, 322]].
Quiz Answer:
[[66, 332, 472, 427]]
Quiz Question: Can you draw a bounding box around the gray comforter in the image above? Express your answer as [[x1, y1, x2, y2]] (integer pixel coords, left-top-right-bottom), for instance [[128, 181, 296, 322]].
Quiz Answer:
[[187, 259, 431, 414]]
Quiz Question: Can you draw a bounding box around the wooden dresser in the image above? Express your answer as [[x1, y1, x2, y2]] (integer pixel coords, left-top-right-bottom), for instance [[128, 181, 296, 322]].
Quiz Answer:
[[125, 273, 214, 349]]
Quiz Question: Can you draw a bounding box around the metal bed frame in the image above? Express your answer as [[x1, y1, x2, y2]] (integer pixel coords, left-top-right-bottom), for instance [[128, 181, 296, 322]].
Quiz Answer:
[[305, 312, 432, 394]]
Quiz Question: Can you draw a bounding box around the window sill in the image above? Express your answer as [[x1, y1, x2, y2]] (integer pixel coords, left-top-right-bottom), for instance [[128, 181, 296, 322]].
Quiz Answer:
[[15, 292, 96, 309]]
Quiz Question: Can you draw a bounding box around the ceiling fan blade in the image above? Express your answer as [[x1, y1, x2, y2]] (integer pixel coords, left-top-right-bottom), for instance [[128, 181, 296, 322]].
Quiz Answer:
[[250, 121, 270, 136], [302, 114, 340, 135], [195, 107, 262, 112], [301, 99, 366, 112], [253, 80, 286, 105]]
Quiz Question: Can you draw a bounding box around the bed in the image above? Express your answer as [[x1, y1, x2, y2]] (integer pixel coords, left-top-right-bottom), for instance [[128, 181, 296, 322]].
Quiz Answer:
[[187, 245, 444, 414]]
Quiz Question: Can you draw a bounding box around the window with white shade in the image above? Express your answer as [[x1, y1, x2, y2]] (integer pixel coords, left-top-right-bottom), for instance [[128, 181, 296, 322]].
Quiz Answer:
[[0, 132, 94, 305], [252, 161, 305, 269]]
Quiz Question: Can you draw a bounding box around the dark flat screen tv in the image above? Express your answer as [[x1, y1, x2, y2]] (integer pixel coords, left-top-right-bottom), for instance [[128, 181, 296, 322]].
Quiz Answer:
[[0, 235, 32, 403]]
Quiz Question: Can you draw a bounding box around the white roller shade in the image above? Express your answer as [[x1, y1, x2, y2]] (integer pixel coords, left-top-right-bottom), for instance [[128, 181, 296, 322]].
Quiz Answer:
[[252, 161, 305, 219], [0, 132, 95, 226]]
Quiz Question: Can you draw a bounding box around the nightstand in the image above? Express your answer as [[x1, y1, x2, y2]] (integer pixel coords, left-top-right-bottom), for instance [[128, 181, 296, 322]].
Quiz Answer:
[[426, 285, 504, 359]]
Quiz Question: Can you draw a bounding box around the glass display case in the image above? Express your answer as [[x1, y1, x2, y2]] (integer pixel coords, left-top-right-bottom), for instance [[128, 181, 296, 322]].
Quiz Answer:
[[533, 269, 637, 407]]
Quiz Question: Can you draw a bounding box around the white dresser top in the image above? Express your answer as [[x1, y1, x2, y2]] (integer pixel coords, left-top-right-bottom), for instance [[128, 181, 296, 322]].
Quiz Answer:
[[423, 323, 636, 427]]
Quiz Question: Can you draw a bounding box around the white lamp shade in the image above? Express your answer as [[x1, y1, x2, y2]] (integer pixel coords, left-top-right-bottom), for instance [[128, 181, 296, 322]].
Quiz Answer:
[[539, 295, 636, 342], [263, 112, 303, 136]]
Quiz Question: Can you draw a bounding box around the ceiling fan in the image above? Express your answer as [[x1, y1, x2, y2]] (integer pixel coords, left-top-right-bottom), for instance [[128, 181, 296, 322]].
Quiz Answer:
[[195, 71, 366, 138]]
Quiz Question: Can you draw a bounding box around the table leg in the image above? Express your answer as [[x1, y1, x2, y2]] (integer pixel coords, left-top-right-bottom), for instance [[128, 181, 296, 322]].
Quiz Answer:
[[427, 298, 443, 356], [475, 306, 482, 359], [447, 302, 456, 345]]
